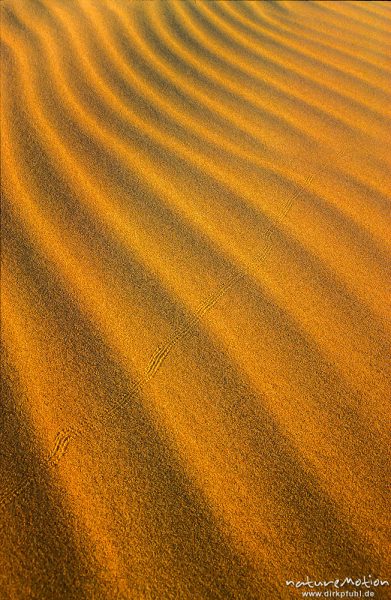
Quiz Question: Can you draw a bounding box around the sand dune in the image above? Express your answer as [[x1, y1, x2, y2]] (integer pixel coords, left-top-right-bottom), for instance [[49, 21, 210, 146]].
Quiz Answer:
[[1, 1, 390, 598]]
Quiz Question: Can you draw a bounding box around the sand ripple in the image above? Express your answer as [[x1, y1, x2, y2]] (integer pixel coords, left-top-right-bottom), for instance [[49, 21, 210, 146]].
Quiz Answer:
[[1, 1, 390, 598]]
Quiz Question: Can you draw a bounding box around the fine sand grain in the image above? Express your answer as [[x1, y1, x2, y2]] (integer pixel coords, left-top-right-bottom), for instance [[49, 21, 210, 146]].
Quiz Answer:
[[1, 1, 390, 598]]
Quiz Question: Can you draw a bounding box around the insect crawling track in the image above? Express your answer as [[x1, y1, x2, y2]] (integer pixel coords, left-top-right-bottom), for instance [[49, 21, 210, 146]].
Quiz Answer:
[[46, 427, 81, 466], [0, 428, 80, 511], [145, 169, 317, 380], [1, 162, 325, 511]]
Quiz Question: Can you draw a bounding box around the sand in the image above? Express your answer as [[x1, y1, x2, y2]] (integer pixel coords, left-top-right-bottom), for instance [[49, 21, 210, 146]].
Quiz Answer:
[[1, 1, 390, 598]]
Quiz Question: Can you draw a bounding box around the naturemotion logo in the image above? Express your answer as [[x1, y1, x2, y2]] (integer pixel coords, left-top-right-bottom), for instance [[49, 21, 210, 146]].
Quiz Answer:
[[286, 575, 389, 597]]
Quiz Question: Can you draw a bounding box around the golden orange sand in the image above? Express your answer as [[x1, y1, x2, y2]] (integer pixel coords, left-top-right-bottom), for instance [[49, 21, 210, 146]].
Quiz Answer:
[[1, 0, 390, 598]]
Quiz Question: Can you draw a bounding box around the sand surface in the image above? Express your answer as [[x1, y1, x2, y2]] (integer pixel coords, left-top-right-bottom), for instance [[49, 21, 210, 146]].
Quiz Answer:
[[1, 1, 390, 598]]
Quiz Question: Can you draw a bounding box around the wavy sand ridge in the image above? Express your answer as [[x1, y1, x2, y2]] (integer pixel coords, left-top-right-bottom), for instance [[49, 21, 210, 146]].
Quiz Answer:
[[1, 1, 390, 598]]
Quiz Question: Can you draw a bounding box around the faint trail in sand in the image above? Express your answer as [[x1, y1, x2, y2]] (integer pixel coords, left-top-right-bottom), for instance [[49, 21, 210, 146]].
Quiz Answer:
[[0, 147, 317, 510], [145, 170, 317, 380], [0, 428, 80, 510]]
